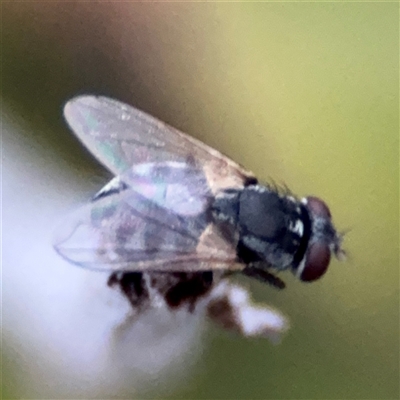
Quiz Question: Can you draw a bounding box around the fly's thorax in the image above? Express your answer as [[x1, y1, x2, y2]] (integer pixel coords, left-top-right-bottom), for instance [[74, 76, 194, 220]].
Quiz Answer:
[[236, 185, 311, 270]]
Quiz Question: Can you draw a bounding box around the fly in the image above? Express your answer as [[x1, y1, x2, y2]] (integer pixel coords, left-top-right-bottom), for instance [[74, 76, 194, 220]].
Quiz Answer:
[[53, 96, 345, 339]]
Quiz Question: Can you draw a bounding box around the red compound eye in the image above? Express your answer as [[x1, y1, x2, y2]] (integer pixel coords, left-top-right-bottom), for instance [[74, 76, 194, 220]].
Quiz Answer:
[[305, 196, 331, 219], [300, 242, 331, 282]]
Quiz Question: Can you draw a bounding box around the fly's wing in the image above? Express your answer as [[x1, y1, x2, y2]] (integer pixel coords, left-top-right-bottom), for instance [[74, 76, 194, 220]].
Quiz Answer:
[[54, 162, 242, 272], [58, 96, 255, 272], [63, 96, 255, 193]]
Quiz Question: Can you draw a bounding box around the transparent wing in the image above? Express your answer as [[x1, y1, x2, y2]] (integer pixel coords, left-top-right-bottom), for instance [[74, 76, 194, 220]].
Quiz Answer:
[[63, 96, 255, 192], [54, 162, 242, 272]]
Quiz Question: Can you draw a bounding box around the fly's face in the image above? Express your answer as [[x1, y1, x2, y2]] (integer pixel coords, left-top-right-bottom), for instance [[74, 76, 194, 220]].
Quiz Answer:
[[53, 95, 345, 339], [296, 196, 345, 282]]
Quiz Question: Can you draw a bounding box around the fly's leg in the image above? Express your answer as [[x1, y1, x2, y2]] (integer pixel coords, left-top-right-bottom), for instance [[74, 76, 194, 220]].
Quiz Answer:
[[242, 264, 286, 289]]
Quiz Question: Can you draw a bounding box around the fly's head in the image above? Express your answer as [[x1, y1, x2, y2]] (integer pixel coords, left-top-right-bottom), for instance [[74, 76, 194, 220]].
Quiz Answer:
[[294, 196, 345, 282]]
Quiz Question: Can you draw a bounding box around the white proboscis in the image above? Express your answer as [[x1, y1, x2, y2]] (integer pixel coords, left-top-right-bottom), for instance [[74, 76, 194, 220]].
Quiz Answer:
[[206, 280, 289, 343]]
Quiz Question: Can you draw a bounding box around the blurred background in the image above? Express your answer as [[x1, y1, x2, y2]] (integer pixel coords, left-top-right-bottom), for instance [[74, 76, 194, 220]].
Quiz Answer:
[[2, 2, 398, 399]]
